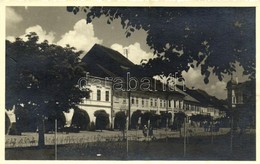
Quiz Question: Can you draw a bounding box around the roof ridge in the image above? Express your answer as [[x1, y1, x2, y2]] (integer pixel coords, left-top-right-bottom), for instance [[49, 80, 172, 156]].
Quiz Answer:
[[93, 44, 135, 67]]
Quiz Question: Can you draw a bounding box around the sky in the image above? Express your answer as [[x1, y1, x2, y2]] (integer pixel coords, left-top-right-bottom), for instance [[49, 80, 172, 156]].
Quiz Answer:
[[5, 6, 251, 100]]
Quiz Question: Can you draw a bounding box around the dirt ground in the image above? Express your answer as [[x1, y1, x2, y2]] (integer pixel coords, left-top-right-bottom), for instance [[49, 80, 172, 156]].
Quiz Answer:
[[5, 132, 255, 160], [5, 128, 230, 148]]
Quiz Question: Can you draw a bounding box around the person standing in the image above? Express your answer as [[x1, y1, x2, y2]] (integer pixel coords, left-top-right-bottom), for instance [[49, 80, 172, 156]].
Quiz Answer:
[[143, 125, 148, 138]]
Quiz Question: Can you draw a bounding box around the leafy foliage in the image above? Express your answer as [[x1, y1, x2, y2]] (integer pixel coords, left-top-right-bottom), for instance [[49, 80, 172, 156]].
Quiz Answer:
[[15, 104, 38, 133], [71, 107, 90, 130], [67, 7, 255, 82], [94, 110, 109, 131], [172, 112, 186, 130], [45, 110, 66, 132], [6, 32, 89, 145], [6, 32, 89, 112], [114, 111, 127, 131], [160, 111, 172, 128], [140, 111, 161, 128], [130, 110, 142, 129], [190, 114, 212, 122]]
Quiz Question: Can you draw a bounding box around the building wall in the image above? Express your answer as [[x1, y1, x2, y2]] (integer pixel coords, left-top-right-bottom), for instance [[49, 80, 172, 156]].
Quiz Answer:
[[112, 90, 185, 123], [79, 75, 224, 127], [79, 76, 113, 124]]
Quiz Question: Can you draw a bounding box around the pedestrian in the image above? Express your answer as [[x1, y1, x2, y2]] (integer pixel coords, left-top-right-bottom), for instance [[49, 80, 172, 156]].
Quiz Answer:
[[148, 125, 155, 140], [203, 121, 208, 132], [143, 125, 148, 138]]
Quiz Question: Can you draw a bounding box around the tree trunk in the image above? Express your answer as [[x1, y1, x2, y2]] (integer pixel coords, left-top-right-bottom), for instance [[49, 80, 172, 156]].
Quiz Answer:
[[38, 115, 45, 148], [123, 129, 125, 140]]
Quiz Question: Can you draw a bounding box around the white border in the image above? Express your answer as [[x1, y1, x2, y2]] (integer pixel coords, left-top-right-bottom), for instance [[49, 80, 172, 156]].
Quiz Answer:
[[1, 1, 259, 164]]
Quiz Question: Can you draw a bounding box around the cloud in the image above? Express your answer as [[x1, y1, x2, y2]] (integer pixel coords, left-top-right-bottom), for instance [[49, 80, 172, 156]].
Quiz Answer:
[[182, 67, 201, 84], [182, 67, 227, 99], [6, 25, 55, 44], [6, 36, 15, 42], [21, 25, 55, 43], [111, 42, 154, 64], [6, 7, 23, 29], [205, 81, 227, 99], [57, 19, 103, 53]]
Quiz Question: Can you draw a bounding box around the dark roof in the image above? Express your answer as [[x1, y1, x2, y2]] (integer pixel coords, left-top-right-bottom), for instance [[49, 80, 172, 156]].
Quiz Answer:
[[175, 85, 200, 103], [188, 88, 228, 111], [185, 88, 211, 106], [81, 44, 185, 98], [81, 44, 138, 78], [175, 85, 227, 110]]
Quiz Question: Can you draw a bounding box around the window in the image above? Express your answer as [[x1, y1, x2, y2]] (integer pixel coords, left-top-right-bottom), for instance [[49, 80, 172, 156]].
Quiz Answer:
[[174, 100, 176, 108], [176, 100, 179, 108], [164, 100, 166, 108], [191, 105, 195, 111], [150, 99, 153, 107], [179, 101, 182, 109], [232, 96, 236, 104], [132, 97, 135, 104], [97, 89, 101, 101], [155, 99, 157, 107], [160, 99, 162, 107], [169, 100, 171, 107], [105, 91, 109, 101], [146, 99, 149, 107], [136, 97, 139, 106]]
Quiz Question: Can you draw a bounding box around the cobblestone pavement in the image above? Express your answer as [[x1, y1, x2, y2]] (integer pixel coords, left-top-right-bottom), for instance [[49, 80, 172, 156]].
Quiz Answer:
[[5, 128, 230, 148]]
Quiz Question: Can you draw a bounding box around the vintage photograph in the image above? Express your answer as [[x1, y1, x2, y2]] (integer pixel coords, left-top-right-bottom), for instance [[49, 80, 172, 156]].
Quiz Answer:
[[5, 6, 256, 160]]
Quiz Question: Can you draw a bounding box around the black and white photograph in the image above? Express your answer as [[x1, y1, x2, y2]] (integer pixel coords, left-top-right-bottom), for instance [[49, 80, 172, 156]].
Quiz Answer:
[[4, 4, 256, 161]]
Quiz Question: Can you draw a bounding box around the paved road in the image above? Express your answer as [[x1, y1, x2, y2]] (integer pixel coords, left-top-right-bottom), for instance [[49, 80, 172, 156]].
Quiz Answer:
[[5, 128, 230, 148]]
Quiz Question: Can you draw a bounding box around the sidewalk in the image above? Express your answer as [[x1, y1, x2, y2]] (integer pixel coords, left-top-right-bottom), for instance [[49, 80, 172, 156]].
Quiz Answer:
[[5, 128, 230, 148]]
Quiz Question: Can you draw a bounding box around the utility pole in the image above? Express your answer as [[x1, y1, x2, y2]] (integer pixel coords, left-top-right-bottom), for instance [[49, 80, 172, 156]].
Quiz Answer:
[[126, 91, 131, 158], [183, 117, 186, 157], [211, 116, 214, 144], [230, 111, 234, 154], [55, 119, 57, 160]]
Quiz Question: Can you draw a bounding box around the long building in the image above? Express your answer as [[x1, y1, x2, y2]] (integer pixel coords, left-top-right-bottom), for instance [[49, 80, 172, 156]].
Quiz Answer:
[[79, 44, 226, 128]]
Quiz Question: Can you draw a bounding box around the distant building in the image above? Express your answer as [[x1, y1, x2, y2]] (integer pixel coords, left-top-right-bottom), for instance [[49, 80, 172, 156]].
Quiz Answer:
[[79, 44, 226, 128], [227, 77, 255, 109], [176, 86, 226, 119], [226, 77, 255, 128]]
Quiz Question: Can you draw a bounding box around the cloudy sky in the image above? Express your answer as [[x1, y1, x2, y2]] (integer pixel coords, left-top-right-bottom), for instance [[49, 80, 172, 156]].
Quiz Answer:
[[6, 6, 250, 99]]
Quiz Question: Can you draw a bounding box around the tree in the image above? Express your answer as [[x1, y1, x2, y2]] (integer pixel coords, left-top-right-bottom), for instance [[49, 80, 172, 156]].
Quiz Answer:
[[6, 33, 89, 147], [141, 111, 151, 128], [190, 114, 213, 127], [5, 113, 11, 135], [114, 111, 127, 131], [15, 104, 38, 133], [94, 110, 109, 131], [130, 110, 142, 129], [67, 7, 255, 82], [160, 112, 172, 128], [140, 111, 160, 129], [71, 107, 90, 131], [150, 112, 161, 129], [173, 112, 186, 131], [114, 111, 127, 139], [45, 110, 66, 133]]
